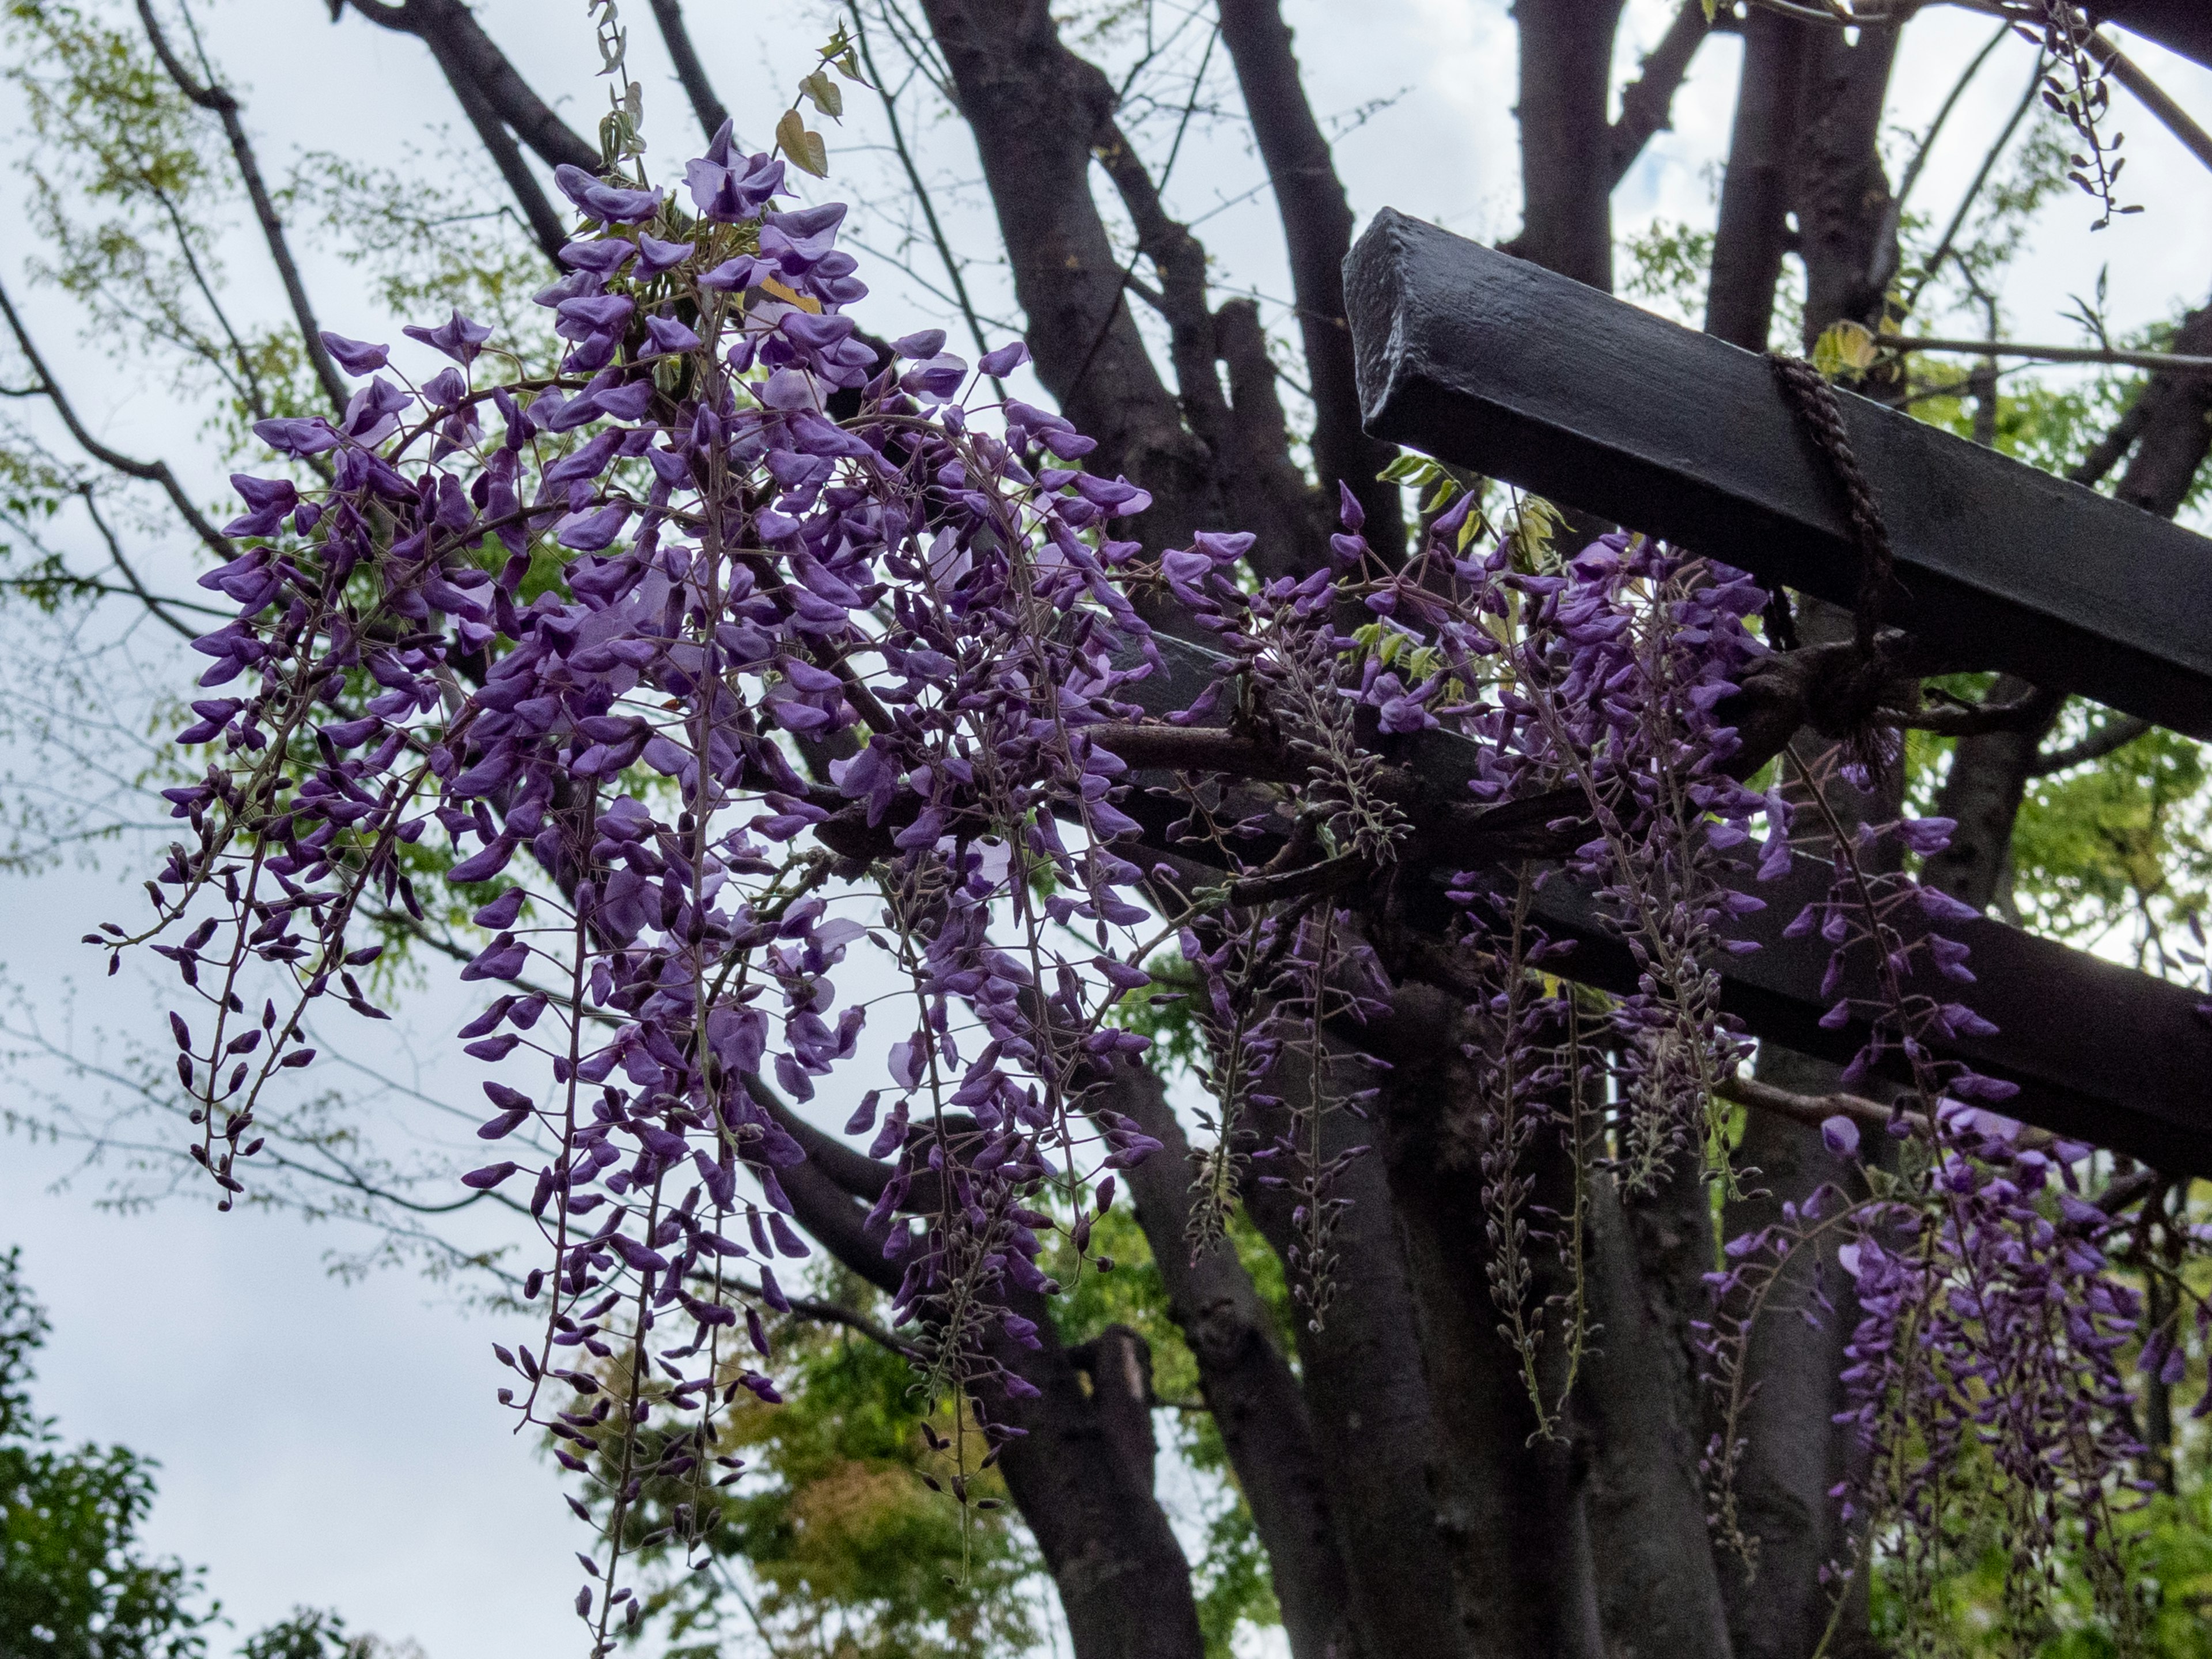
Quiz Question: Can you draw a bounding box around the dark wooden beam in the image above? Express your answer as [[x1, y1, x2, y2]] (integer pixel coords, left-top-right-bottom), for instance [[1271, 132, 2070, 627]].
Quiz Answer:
[[1120, 635, 2212, 1175], [1343, 209, 2212, 740], [2090, 1, 2212, 73]]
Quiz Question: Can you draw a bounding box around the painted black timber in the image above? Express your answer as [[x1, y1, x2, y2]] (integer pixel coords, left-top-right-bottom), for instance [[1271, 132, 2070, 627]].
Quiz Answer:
[[1121, 635, 2212, 1175], [1343, 207, 2212, 741], [2091, 1, 2212, 71]]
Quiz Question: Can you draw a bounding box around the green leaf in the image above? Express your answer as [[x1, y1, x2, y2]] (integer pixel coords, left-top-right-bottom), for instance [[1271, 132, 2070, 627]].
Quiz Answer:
[[776, 108, 830, 178], [800, 69, 843, 119], [1379, 454, 1440, 486], [1812, 319, 1879, 380]]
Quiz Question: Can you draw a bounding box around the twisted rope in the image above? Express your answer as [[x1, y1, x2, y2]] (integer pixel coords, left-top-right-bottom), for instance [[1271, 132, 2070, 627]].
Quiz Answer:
[[1767, 353, 1897, 658]]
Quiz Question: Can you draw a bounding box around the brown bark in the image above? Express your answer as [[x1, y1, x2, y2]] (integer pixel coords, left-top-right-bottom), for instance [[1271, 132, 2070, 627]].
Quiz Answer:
[[1704, 26, 1904, 1652], [1373, 984, 1603, 1659], [645, 0, 732, 141], [916, 0, 1221, 569], [1216, 0, 1403, 560], [335, 0, 589, 262], [1237, 1044, 1472, 1659], [340, 0, 601, 172], [1791, 22, 1902, 351], [1718, 1048, 1874, 1659], [1507, 0, 1628, 293], [1610, 1, 1714, 188], [1705, 9, 1808, 351], [1578, 1164, 1736, 1659], [774, 1149, 1207, 1659], [1095, 1058, 1359, 1659]]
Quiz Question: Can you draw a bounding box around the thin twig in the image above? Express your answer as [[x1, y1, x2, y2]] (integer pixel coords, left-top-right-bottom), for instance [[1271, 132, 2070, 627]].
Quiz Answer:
[[2031, 712, 2150, 775], [1903, 50, 2043, 318], [76, 488, 203, 641], [1878, 334, 2212, 374], [136, 0, 349, 414], [0, 278, 234, 558], [850, 3, 1006, 399]]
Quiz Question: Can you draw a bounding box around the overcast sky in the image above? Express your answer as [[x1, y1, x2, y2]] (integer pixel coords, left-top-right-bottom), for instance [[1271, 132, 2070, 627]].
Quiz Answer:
[[2, 3, 2209, 1656]]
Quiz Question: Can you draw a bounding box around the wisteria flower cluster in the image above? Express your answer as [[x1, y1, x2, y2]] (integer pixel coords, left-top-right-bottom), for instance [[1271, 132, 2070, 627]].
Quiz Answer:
[[115, 107, 2185, 1649], [117, 119, 1172, 1648], [1702, 807, 2153, 1642]]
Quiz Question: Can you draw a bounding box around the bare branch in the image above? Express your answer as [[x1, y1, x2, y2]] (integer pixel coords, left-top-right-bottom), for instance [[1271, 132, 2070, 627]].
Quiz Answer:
[[76, 488, 203, 641], [645, 0, 732, 139], [1217, 0, 1403, 556], [1608, 0, 1712, 187], [0, 278, 234, 559], [137, 0, 349, 414], [1903, 50, 2040, 317], [2083, 26, 2212, 175], [850, 5, 1001, 389], [340, 0, 598, 173], [2031, 713, 2152, 774], [1880, 334, 2212, 375]]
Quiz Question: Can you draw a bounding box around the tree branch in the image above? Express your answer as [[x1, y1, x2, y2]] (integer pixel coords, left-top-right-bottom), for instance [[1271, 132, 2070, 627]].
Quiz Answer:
[[1216, 0, 1403, 559], [1507, 0, 1628, 291], [2084, 26, 2212, 175], [850, 4, 1002, 389], [1880, 334, 2212, 375], [916, 0, 1219, 578], [2032, 713, 2153, 775], [1608, 1, 1712, 187], [645, 0, 732, 140], [1705, 7, 1809, 350], [75, 488, 202, 642], [137, 0, 349, 414], [334, 0, 581, 263], [0, 279, 233, 559], [342, 0, 599, 173]]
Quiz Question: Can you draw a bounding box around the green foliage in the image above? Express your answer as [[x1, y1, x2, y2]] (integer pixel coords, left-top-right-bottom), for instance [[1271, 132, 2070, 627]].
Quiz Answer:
[[586, 1272, 1040, 1659], [1618, 218, 1715, 327], [232, 1611, 380, 1659], [2, 0, 319, 448], [1872, 1472, 2212, 1656], [2010, 722, 2210, 957], [0, 1248, 210, 1659], [1046, 1205, 1292, 1657]]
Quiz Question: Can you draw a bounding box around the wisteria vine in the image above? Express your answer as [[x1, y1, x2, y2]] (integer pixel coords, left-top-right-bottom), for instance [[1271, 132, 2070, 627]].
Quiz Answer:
[[110, 101, 2195, 1650]]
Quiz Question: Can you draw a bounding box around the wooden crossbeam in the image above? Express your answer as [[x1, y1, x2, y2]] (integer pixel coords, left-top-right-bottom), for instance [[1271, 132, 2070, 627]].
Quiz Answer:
[[1343, 209, 2212, 740], [1121, 626, 2212, 1174]]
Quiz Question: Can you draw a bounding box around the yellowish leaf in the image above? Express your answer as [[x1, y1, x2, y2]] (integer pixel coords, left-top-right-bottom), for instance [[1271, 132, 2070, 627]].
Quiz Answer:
[[759, 276, 821, 315], [1812, 319, 1880, 379], [776, 108, 830, 178]]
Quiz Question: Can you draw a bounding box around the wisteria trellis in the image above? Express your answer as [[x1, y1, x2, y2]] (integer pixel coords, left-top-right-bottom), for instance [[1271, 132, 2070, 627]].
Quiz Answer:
[[112, 116, 2192, 1649]]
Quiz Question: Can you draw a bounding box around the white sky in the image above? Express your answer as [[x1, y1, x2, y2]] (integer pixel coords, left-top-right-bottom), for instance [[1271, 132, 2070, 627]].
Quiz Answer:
[[1, 3, 2209, 1656]]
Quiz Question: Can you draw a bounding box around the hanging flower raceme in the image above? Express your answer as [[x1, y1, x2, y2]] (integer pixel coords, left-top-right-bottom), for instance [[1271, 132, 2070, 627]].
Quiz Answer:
[[113, 100, 2186, 1650], [119, 118, 1173, 1627]]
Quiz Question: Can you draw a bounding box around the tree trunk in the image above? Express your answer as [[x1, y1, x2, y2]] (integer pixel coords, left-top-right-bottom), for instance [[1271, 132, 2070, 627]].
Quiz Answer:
[[1790, 23, 1902, 350], [1217, 0, 1403, 561], [774, 1142, 1207, 1659], [1240, 1043, 1474, 1659], [1578, 1163, 1736, 1659], [1706, 9, 1809, 352], [1508, 0, 1627, 292], [1718, 1047, 1874, 1659], [1090, 1057, 1360, 1659], [1374, 985, 1605, 1659]]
